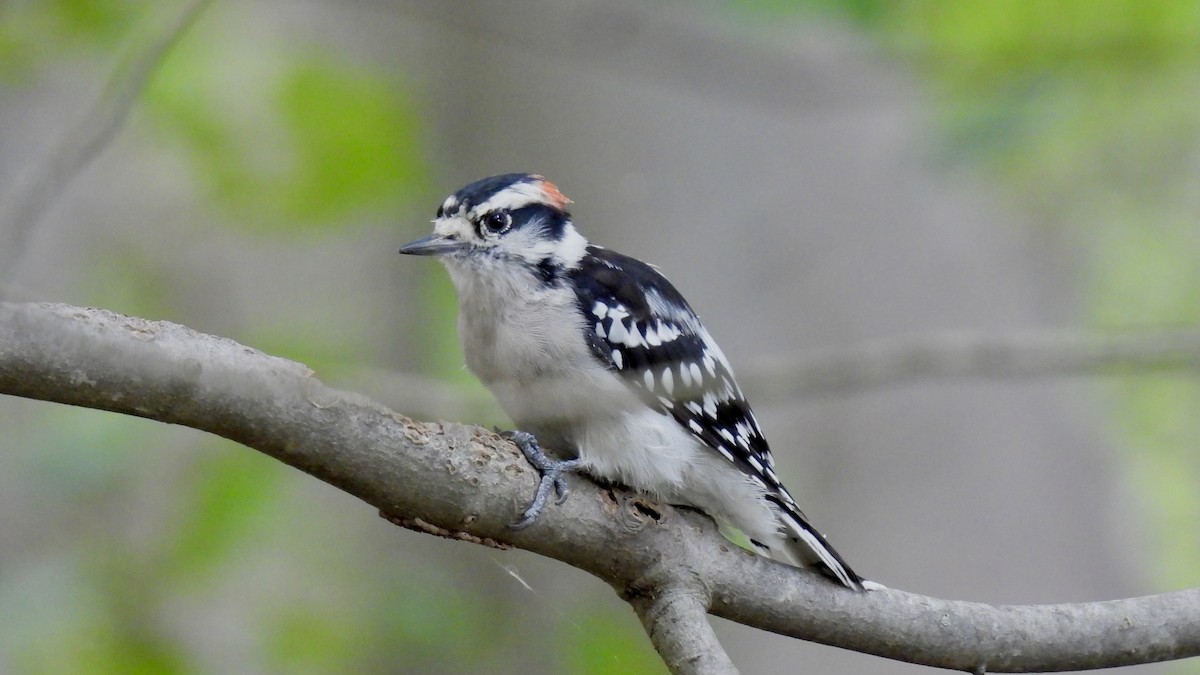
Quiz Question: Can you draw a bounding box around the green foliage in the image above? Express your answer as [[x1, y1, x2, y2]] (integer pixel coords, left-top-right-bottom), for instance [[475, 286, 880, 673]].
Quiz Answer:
[[17, 406, 145, 495], [416, 268, 480, 382], [0, 0, 141, 77], [81, 245, 177, 320], [147, 45, 429, 233], [1090, 221, 1200, 328], [562, 610, 667, 675], [247, 321, 374, 381], [1, 407, 192, 674], [139, 3, 429, 235], [5, 557, 189, 675], [275, 59, 428, 223], [162, 443, 284, 583]]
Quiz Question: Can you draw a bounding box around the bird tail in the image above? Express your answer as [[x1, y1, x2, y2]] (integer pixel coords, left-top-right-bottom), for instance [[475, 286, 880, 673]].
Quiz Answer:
[[768, 495, 865, 591]]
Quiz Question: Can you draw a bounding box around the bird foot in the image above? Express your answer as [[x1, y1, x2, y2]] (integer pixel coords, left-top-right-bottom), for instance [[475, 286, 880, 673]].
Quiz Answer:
[[502, 430, 582, 530]]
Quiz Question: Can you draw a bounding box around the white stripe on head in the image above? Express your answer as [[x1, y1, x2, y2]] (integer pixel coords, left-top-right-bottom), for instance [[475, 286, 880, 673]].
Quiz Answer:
[[469, 176, 571, 218]]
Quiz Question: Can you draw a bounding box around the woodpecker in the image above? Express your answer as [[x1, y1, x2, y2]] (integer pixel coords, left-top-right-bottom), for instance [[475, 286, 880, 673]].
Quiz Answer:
[[400, 173, 867, 590]]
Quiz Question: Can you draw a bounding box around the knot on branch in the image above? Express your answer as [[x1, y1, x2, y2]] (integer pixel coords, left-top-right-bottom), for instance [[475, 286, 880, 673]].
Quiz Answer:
[[612, 490, 666, 533]]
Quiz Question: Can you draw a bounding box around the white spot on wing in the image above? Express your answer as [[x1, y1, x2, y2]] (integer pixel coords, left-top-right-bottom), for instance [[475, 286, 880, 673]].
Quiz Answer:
[[689, 362, 702, 386], [735, 422, 754, 449], [658, 321, 680, 342], [661, 367, 674, 395], [624, 321, 644, 348], [611, 349, 623, 370], [592, 301, 608, 318], [699, 328, 734, 371], [644, 323, 661, 346], [608, 319, 629, 344], [643, 369, 654, 389]]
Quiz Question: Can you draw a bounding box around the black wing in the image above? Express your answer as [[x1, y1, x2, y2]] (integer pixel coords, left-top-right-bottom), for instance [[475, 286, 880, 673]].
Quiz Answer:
[[568, 246, 787, 494], [569, 246, 865, 589]]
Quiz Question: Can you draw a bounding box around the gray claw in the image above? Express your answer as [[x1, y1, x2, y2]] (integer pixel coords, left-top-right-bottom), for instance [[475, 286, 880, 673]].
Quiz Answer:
[[503, 430, 582, 529]]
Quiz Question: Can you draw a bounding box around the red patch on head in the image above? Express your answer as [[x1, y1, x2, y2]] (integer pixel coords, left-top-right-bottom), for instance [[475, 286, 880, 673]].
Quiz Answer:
[[532, 176, 572, 211]]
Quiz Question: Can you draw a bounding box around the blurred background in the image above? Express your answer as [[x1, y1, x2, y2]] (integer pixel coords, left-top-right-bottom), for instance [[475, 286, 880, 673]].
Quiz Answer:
[[1, 1, 1198, 673]]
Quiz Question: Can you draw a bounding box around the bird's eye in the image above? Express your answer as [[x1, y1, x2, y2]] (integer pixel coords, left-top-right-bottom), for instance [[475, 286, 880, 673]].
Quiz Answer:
[[480, 211, 512, 235], [436, 205, 444, 218]]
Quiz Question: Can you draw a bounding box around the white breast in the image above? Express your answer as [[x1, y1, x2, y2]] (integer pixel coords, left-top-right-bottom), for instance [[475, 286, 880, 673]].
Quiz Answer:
[[443, 257, 635, 442], [441, 256, 783, 549]]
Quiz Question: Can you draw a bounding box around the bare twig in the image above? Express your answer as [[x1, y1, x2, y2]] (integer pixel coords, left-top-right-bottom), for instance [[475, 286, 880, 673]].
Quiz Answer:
[[742, 328, 1200, 399], [0, 0, 213, 290], [1, 302, 1198, 673]]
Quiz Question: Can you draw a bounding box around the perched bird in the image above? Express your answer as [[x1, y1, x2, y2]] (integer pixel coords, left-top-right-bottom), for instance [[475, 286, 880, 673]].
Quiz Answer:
[[400, 173, 866, 590]]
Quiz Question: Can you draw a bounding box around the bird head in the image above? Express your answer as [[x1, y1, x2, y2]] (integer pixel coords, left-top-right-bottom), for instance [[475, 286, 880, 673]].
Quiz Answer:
[[400, 173, 585, 271]]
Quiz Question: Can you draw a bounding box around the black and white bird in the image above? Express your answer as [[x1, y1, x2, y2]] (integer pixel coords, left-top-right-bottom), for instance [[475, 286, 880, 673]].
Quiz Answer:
[[400, 173, 868, 590]]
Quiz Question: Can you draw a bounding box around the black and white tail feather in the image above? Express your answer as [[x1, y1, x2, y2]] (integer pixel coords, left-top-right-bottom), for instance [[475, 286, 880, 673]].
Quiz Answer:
[[400, 173, 871, 591]]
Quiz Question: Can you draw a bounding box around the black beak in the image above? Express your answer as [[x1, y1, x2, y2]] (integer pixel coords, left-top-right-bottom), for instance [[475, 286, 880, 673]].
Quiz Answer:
[[398, 234, 465, 257]]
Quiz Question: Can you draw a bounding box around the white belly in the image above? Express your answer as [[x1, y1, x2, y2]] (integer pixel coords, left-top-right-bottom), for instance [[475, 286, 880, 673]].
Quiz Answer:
[[445, 259, 781, 547]]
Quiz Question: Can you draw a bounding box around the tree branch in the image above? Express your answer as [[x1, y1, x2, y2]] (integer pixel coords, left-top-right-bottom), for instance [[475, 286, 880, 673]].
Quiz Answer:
[[341, 328, 1200, 424], [1, 302, 1198, 673], [742, 329, 1200, 399]]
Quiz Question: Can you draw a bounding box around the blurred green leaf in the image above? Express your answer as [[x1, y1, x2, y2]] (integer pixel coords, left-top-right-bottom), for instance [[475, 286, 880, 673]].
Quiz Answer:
[[275, 58, 427, 223], [164, 441, 283, 581], [0, 0, 143, 71], [21, 407, 144, 495], [82, 245, 177, 320], [45, 0, 142, 46], [248, 321, 374, 380], [374, 573, 500, 668], [147, 24, 430, 233], [1113, 378, 1200, 585], [265, 606, 363, 674], [1090, 221, 1200, 328], [4, 555, 190, 675], [416, 268, 477, 383], [563, 610, 666, 675]]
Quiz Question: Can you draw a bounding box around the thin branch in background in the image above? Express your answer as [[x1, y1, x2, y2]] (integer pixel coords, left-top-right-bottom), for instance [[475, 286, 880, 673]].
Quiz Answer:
[[742, 328, 1200, 399], [1, 302, 1198, 673], [0, 0, 213, 294], [334, 366, 498, 424], [361, 328, 1200, 422]]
